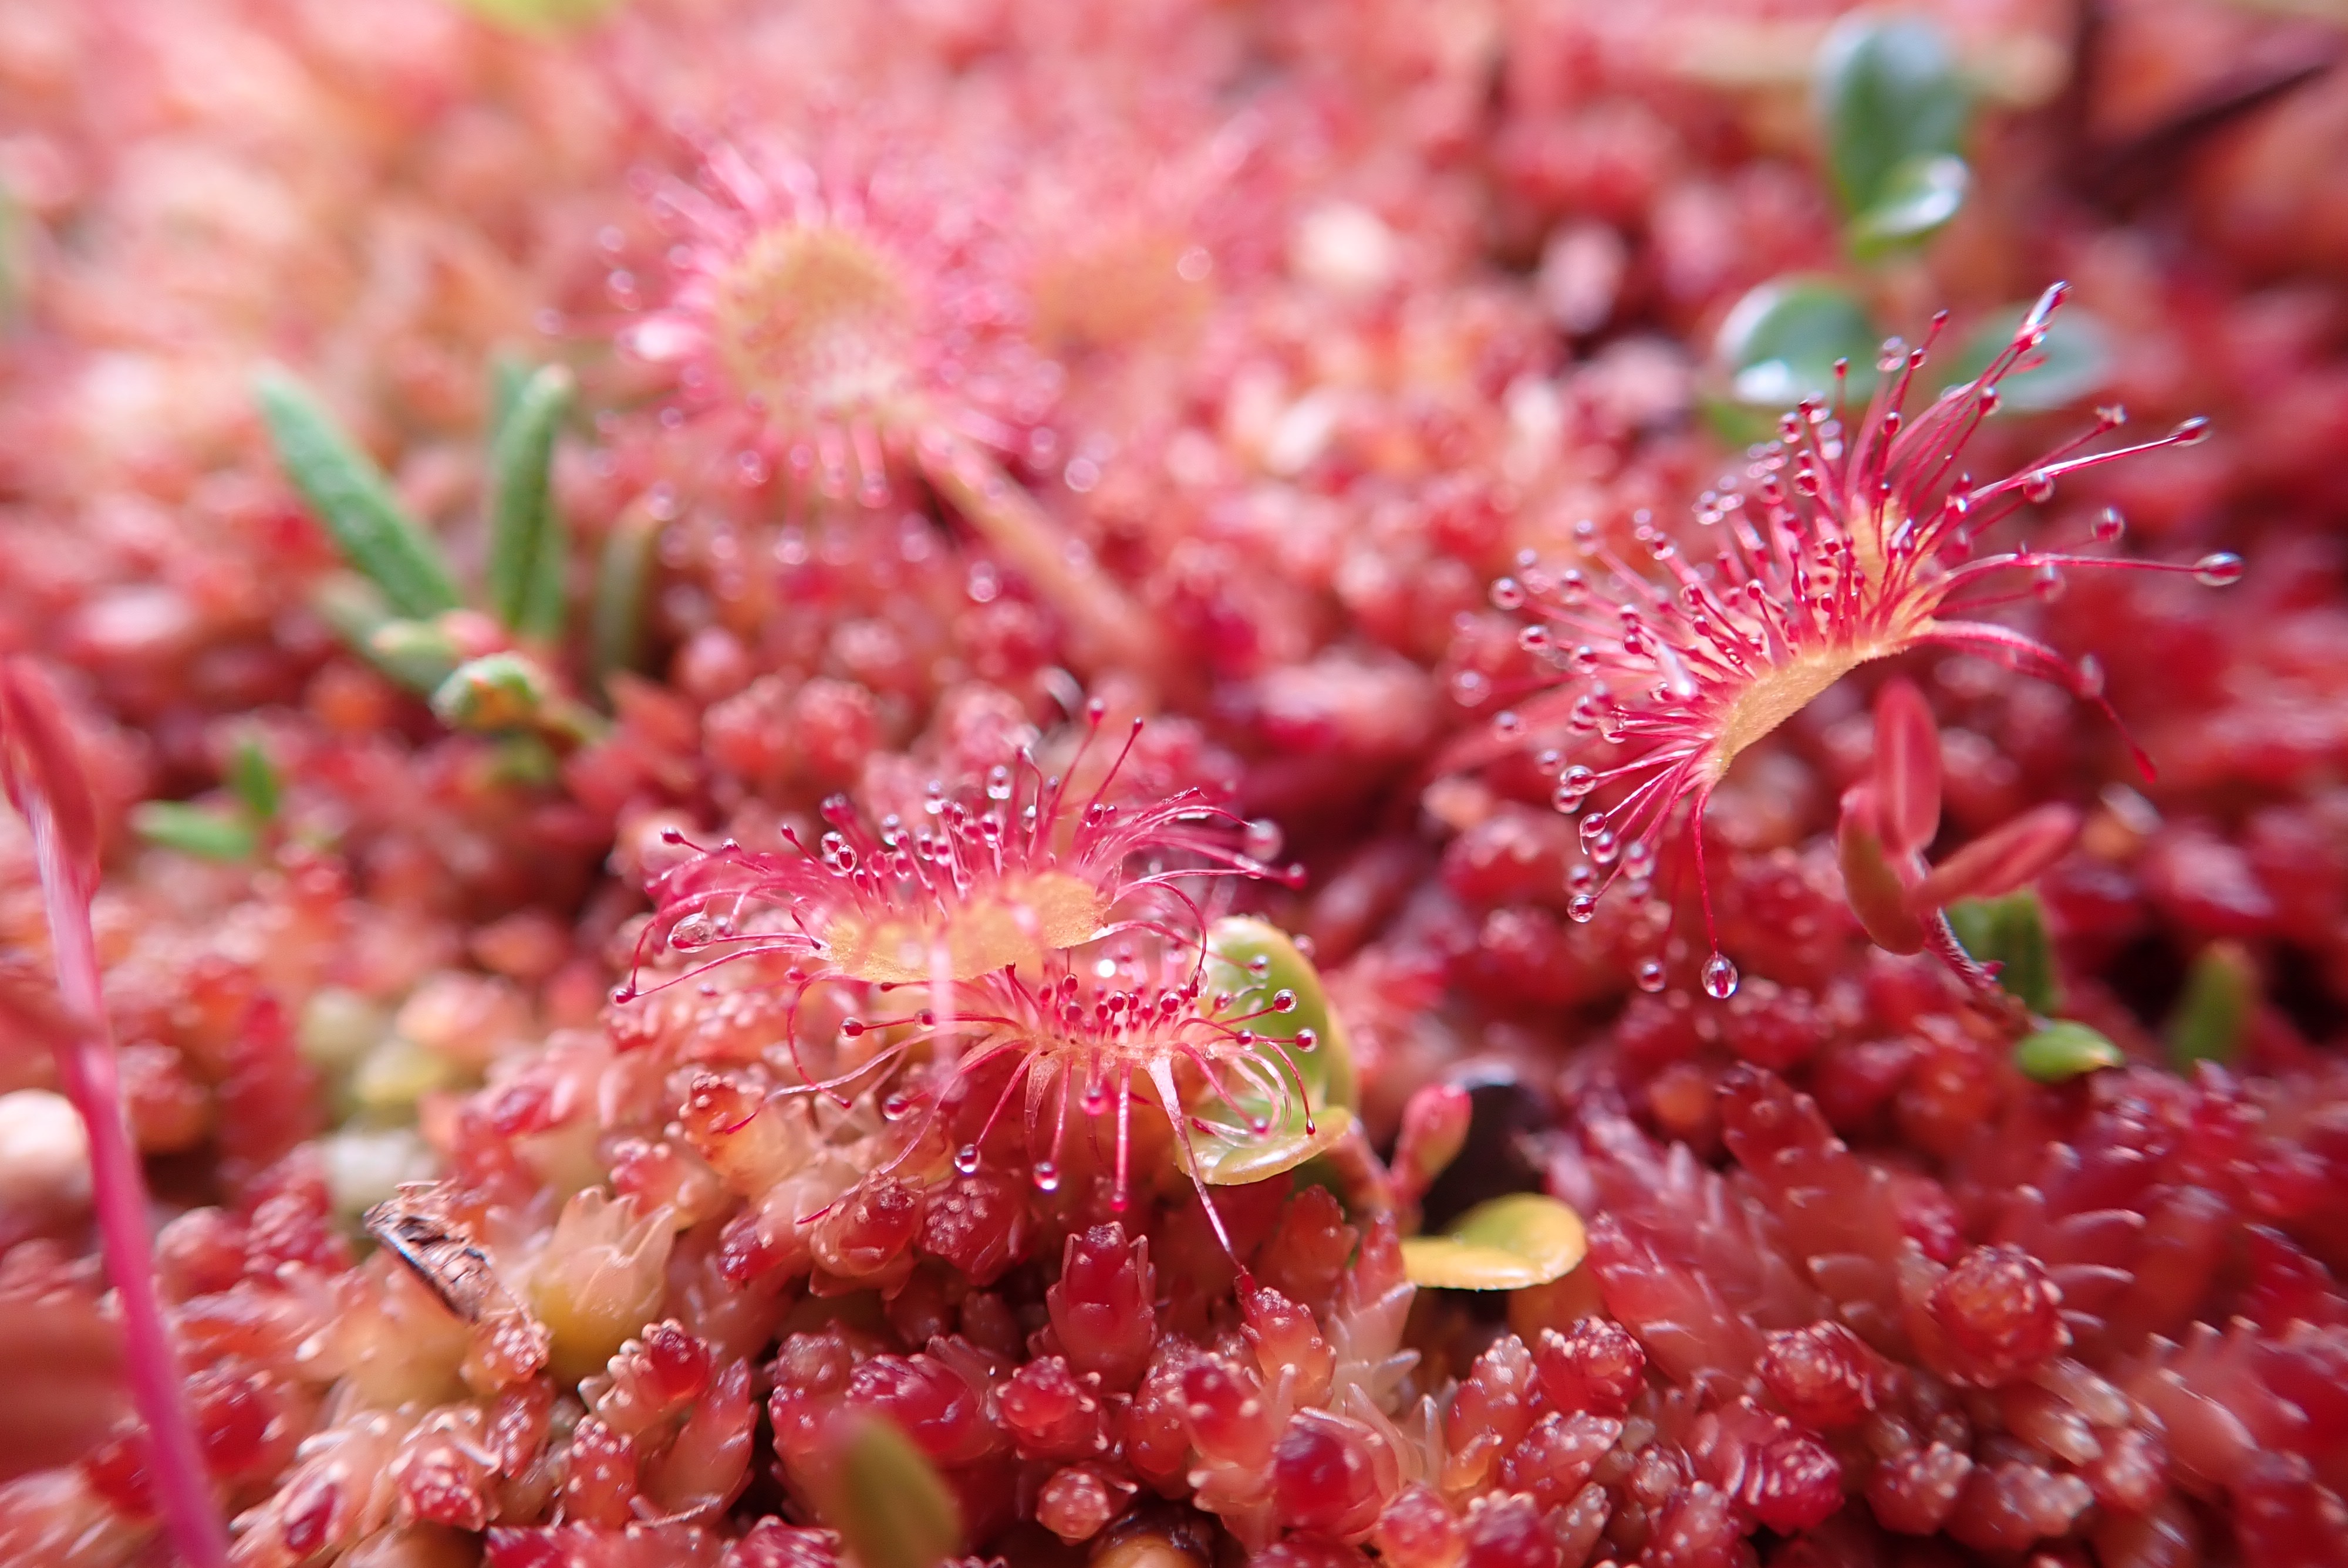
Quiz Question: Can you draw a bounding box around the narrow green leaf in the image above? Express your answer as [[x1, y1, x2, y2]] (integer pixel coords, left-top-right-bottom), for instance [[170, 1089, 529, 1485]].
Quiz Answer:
[[1714, 276, 1879, 414], [1946, 890, 2059, 1016], [226, 735, 281, 824], [1940, 300, 2114, 411], [815, 1415, 962, 1568], [133, 802, 257, 861], [1401, 1193, 1590, 1291], [2015, 1020, 2123, 1082], [0, 180, 26, 325], [255, 367, 461, 619], [485, 364, 576, 640], [450, 0, 622, 32], [1814, 13, 1972, 229], [487, 353, 529, 447], [365, 617, 464, 694], [591, 506, 660, 688], [1848, 153, 1970, 254], [2167, 941, 2258, 1071]]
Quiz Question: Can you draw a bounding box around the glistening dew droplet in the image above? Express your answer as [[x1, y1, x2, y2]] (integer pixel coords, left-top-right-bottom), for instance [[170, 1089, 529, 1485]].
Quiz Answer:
[[1635, 959, 1668, 993], [2194, 552, 2244, 587], [1702, 952, 1739, 1000]]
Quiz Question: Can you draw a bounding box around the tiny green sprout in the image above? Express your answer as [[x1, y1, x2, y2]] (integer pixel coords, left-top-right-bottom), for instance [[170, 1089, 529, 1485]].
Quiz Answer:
[[814, 1414, 962, 1568], [226, 735, 281, 824], [591, 499, 661, 688], [1399, 1192, 1590, 1291], [431, 653, 606, 744], [131, 802, 257, 862], [2167, 940, 2258, 1071], [1948, 891, 2059, 1016], [2015, 1019, 2124, 1083]]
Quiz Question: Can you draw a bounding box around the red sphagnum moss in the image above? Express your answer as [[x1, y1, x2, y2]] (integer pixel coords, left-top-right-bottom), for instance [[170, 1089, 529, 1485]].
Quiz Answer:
[[4, 3, 2347, 1567]]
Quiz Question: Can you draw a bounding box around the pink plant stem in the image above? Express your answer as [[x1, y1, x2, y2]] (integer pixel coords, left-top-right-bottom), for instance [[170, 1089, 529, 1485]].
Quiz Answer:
[[23, 799, 227, 1568]]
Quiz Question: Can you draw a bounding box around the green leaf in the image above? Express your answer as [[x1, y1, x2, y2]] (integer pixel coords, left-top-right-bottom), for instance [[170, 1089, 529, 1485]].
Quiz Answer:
[[814, 1415, 963, 1568], [1848, 153, 1971, 254], [1814, 12, 1972, 231], [1175, 916, 1359, 1188], [1939, 300, 2114, 411], [485, 364, 576, 641], [132, 802, 257, 861], [1714, 276, 1879, 414], [365, 616, 465, 694], [2167, 941, 2257, 1071], [255, 368, 461, 620], [1946, 890, 2059, 1016], [591, 506, 660, 689], [487, 353, 529, 447], [226, 735, 281, 824], [1400, 1193, 1590, 1291], [449, 0, 623, 31], [431, 651, 555, 733], [2014, 1020, 2123, 1082]]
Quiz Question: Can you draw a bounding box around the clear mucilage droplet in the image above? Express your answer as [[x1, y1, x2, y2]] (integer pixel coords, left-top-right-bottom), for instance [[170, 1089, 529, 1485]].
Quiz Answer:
[[1635, 959, 1668, 993], [1702, 953, 1739, 1000]]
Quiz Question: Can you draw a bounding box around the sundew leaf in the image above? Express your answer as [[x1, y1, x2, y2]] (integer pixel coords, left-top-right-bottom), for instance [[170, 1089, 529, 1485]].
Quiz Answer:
[[1847, 153, 1971, 255], [1202, 915, 1357, 1116], [1714, 276, 1879, 417], [1940, 300, 2114, 411], [1946, 890, 2059, 1016], [485, 364, 576, 641], [2015, 1020, 2124, 1082], [1400, 1193, 1590, 1290], [2167, 940, 2258, 1070], [131, 802, 257, 861], [1178, 916, 1359, 1188], [1815, 13, 1972, 235]]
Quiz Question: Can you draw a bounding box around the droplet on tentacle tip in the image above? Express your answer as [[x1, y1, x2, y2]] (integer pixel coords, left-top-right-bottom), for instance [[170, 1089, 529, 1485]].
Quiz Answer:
[[2194, 552, 2243, 587], [1032, 1161, 1060, 1193], [1702, 953, 1739, 1001], [1635, 959, 1668, 993], [1567, 894, 1597, 923], [953, 1144, 980, 1175], [2093, 506, 2125, 543]]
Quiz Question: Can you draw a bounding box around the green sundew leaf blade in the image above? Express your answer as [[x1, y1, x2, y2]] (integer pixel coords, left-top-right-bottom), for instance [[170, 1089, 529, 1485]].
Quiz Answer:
[[485, 364, 576, 640], [1715, 276, 1879, 414], [1401, 1193, 1590, 1290], [2014, 1020, 2123, 1083], [254, 367, 461, 619], [1941, 300, 2114, 411], [1946, 891, 2059, 1015], [1847, 153, 1971, 254], [132, 802, 257, 862], [1815, 12, 1972, 224], [226, 736, 281, 824], [2167, 940, 2258, 1071]]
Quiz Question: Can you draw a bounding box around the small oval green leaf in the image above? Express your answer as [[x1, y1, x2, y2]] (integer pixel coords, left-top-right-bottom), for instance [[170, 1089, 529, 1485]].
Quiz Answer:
[[431, 651, 555, 733], [132, 802, 257, 861], [1815, 13, 1972, 227], [815, 1414, 963, 1568], [363, 615, 464, 694], [1202, 915, 1357, 1116], [1848, 153, 1970, 254], [485, 364, 576, 641], [2015, 1020, 2123, 1082], [1715, 277, 1879, 413], [1400, 1193, 1590, 1291], [255, 367, 460, 620], [2167, 940, 2257, 1072], [1941, 301, 2114, 412]]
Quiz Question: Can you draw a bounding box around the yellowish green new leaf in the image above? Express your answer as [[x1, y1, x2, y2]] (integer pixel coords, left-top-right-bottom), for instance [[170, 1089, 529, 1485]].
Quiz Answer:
[[1401, 1192, 1590, 1290]]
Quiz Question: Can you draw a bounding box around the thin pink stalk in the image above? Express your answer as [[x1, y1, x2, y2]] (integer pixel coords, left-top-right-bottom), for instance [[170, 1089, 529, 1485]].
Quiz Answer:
[[0, 662, 226, 1568]]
